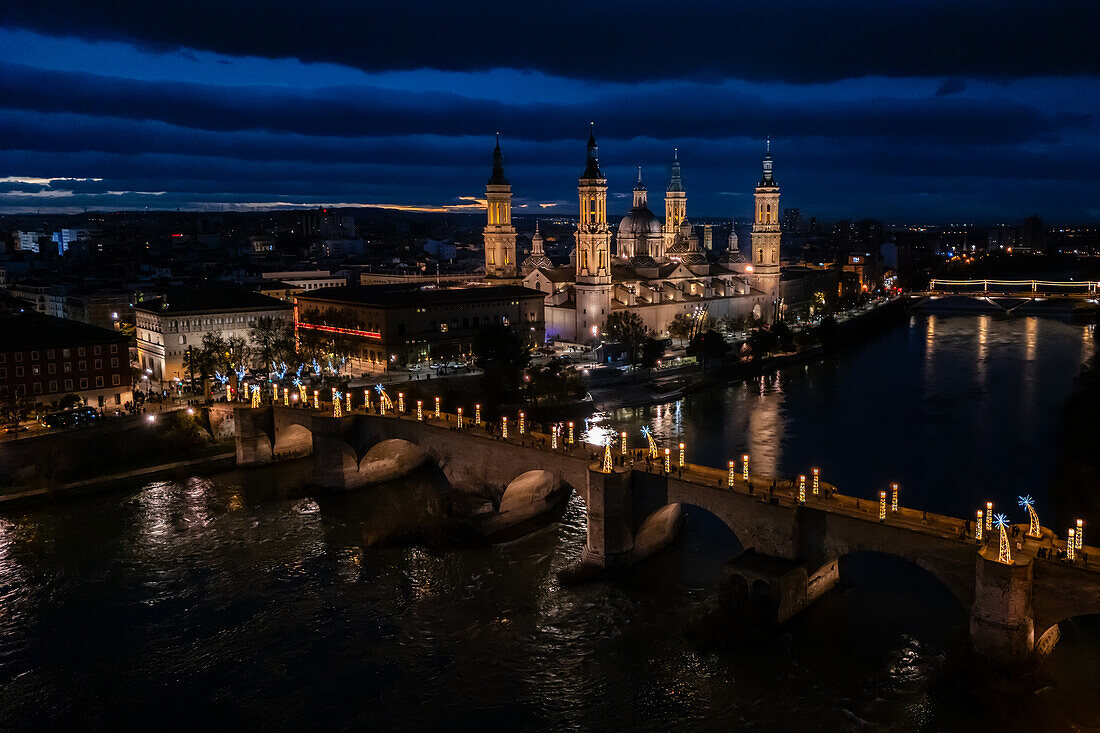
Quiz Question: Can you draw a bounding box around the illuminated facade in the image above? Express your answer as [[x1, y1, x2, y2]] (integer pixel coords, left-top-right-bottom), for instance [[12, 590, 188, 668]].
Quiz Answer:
[[517, 136, 791, 342], [483, 134, 517, 278]]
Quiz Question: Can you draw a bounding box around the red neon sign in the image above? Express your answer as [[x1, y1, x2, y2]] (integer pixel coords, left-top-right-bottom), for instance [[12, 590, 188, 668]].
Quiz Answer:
[[296, 322, 381, 339]]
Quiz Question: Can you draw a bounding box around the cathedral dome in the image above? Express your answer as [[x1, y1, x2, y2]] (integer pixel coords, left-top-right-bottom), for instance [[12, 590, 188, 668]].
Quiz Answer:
[[618, 206, 663, 238]]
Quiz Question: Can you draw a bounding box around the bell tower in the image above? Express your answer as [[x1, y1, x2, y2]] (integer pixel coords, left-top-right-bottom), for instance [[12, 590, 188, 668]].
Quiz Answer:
[[750, 139, 781, 320], [663, 148, 687, 257], [483, 133, 517, 278], [575, 126, 613, 341]]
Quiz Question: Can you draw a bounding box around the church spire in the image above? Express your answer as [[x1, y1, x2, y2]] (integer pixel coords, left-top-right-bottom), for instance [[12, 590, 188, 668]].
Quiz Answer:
[[488, 132, 508, 186], [581, 123, 603, 180], [667, 147, 684, 192], [759, 138, 776, 187]]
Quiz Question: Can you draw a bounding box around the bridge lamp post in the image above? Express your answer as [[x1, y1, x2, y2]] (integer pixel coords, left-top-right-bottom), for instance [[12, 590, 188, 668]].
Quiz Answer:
[[728, 461, 736, 488], [879, 491, 887, 521], [975, 510, 983, 541], [434, 396, 441, 419], [416, 400, 423, 421], [364, 390, 370, 412], [663, 448, 671, 474], [568, 421, 574, 445], [985, 502, 993, 532], [742, 454, 749, 483], [456, 407, 463, 429], [621, 431, 627, 455], [1076, 519, 1084, 550], [346, 391, 352, 414], [273, 384, 279, 403], [679, 443, 685, 468], [891, 482, 899, 513], [475, 403, 481, 424], [312, 390, 319, 410], [502, 416, 508, 438], [798, 475, 806, 503], [1068, 530, 1077, 561], [552, 425, 559, 450], [519, 411, 525, 435], [283, 388, 289, 407], [812, 468, 819, 496], [398, 392, 405, 413]]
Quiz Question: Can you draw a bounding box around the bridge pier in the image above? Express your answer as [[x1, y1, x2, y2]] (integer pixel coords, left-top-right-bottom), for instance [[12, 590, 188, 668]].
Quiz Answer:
[[234, 406, 275, 466], [969, 548, 1036, 666], [581, 467, 635, 568]]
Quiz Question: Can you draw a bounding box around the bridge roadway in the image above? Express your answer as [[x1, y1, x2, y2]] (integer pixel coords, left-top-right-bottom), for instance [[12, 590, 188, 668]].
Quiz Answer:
[[913, 278, 1100, 300], [231, 402, 1100, 669]]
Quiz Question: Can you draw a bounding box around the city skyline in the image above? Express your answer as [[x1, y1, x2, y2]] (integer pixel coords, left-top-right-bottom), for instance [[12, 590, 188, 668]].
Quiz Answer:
[[1, 2, 1099, 222]]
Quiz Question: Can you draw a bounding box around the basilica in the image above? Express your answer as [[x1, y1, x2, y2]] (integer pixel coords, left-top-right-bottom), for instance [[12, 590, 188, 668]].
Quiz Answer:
[[483, 131, 792, 343]]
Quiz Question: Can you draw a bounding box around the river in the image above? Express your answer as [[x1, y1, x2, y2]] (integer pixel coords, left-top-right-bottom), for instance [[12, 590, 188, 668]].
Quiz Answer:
[[1, 314, 1097, 731]]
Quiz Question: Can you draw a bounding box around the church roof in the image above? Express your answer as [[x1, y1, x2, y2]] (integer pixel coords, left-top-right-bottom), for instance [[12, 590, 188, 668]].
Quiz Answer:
[[581, 128, 604, 181]]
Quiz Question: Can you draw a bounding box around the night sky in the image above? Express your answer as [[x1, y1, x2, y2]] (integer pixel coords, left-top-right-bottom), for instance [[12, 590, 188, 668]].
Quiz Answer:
[[1, 1, 1098, 223]]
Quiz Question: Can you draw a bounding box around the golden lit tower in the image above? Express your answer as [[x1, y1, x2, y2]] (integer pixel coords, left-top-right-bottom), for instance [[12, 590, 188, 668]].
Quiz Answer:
[[575, 126, 612, 341], [483, 133, 517, 278], [663, 148, 687, 256], [750, 139, 781, 320]]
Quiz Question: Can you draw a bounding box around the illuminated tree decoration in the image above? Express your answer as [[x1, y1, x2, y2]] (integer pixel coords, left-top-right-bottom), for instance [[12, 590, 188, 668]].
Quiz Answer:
[[502, 416, 508, 438], [879, 490, 887, 521], [976, 510, 983, 541], [251, 385, 260, 409], [994, 514, 1011, 564], [333, 391, 343, 418], [457, 407, 463, 429], [1018, 495, 1041, 538], [1068, 529, 1077, 561], [621, 431, 628, 455], [812, 468, 820, 496], [416, 400, 423, 421], [985, 502, 993, 532], [312, 390, 319, 410], [398, 392, 405, 413], [798, 475, 806, 503], [742, 454, 750, 482], [435, 396, 441, 419], [1076, 519, 1084, 550], [375, 385, 392, 414], [475, 404, 481, 424], [663, 448, 671, 474], [891, 482, 899, 512], [603, 442, 613, 473], [679, 442, 685, 468], [296, 380, 306, 405], [568, 421, 575, 445], [728, 461, 736, 487], [641, 426, 658, 458]]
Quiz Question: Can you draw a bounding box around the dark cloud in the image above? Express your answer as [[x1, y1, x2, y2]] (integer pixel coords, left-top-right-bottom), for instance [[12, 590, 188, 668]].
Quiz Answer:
[[1, 1, 1097, 83], [936, 78, 967, 96], [0, 63, 1086, 148]]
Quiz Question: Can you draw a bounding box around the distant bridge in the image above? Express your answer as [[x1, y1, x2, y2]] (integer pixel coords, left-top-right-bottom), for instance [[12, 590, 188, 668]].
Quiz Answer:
[[909, 279, 1100, 314], [228, 401, 1100, 671]]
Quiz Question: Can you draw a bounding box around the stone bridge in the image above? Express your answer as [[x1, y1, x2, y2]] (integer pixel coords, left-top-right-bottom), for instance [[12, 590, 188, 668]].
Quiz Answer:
[[232, 403, 1100, 670]]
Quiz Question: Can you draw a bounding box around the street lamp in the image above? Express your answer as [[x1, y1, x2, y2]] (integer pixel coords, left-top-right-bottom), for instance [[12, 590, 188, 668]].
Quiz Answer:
[[812, 468, 819, 496], [798, 475, 806, 503], [742, 454, 749, 482]]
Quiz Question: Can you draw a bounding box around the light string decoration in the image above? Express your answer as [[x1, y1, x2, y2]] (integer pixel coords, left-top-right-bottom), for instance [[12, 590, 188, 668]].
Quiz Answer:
[[994, 513, 1011, 564], [1019, 495, 1041, 538], [603, 441, 613, 473], [641, 426, 658, 459]]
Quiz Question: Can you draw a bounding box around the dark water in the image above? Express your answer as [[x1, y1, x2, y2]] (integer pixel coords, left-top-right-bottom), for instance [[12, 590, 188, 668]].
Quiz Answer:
[[2, 314, 1098, 731]]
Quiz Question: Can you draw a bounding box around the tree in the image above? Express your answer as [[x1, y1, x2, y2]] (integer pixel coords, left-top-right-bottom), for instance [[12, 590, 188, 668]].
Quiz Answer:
[[605, 310, 649, 365], [687, 330, 728, 371], [526, 360, 586, 405], [250, 316, 295, 374], [58, 393, 84, 410], [473, 323, 532, 395], [201, 332, 229, 372], [667, 312, 695, 346], [640, 337, 665, 375], [226, 336, 253, 372]]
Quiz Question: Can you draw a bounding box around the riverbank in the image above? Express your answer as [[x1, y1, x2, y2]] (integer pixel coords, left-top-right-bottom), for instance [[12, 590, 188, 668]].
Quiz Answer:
[[0, 451, 237, 505], [590, 296, 907, 410]]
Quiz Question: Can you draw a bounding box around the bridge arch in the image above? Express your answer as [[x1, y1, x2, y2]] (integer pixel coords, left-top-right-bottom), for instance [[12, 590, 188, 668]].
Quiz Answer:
[[272, 422, 313, 460], [834, 550, 973, 613]]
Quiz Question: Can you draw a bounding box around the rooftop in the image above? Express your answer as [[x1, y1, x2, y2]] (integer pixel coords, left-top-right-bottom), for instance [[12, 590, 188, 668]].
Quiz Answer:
[[134, 288, 291, 315], [0, 307, 129, 351], [295, 284, 544, 308]]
